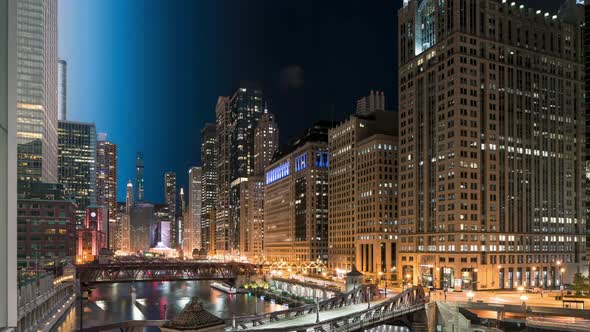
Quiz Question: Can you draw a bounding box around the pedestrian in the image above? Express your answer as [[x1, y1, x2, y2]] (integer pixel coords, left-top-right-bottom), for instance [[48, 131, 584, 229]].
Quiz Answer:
[[541, 287, 544, 298], [444, 288, 448, 302]]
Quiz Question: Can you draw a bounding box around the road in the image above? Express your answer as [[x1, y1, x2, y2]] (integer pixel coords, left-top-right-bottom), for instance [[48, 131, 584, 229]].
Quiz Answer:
[[428, 289, 589, 308]]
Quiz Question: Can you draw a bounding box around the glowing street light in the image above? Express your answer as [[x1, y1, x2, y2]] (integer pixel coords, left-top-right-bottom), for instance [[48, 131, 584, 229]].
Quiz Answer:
[[520, 294, 528, 308], [466, 291, 475, 302]]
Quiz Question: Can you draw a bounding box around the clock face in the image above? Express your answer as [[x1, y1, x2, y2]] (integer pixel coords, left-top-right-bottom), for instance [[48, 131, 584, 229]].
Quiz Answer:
[[90, 212, 97, 218]]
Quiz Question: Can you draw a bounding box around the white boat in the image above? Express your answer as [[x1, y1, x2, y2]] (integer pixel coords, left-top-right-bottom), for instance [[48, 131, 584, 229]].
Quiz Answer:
[[211, 282, 238, 294]]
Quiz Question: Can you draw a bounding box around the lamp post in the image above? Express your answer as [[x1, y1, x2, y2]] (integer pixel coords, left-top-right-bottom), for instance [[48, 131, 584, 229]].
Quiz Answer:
[[560, 268, 565, 288], [466, 291, 475, 302], [315, 296, 320, 323], [554, 261, 561, 287], [520, 294, 528, 309]]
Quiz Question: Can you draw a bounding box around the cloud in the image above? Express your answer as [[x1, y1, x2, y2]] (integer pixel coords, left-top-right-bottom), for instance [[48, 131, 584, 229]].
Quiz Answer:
[[279, 65, 304, 91]]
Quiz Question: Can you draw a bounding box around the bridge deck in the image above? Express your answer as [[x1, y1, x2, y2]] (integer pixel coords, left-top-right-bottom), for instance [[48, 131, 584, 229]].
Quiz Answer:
[[247, 297, 391, 330]]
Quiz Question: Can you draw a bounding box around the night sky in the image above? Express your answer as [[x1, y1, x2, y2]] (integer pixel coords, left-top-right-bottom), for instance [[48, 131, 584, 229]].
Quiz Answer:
[[58, 0, 562, 204]]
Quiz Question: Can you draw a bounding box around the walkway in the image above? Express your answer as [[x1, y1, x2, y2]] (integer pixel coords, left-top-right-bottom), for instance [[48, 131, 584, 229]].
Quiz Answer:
[[249, 298, 389, 330]]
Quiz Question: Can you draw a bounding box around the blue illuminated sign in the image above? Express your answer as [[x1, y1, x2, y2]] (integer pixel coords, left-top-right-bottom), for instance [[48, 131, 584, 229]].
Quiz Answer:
[[315, 151, 329, 168], [295, 153, 307, 172], [266, 160, 290, 184]]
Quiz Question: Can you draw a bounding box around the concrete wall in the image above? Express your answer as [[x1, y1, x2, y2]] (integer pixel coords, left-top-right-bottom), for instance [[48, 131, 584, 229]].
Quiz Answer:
[[0, 0, 17, 328]]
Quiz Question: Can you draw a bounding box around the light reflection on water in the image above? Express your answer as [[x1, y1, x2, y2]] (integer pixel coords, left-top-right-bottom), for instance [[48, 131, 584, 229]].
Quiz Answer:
[[51, 280, 285, 331]]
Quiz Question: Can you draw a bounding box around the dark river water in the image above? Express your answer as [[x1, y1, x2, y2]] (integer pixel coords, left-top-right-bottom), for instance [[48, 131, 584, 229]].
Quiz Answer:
[[51, 280, 285, 331]]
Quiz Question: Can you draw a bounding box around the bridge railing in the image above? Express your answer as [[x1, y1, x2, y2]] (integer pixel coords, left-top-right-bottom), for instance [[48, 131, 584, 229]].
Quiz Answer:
[[227, 286, 427, 332], [75, 261, 263, 284], [227, 283, 379, 329], [74, 319, 167, 332]]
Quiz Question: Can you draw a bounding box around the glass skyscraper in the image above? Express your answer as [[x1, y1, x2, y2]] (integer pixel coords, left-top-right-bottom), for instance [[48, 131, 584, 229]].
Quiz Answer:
[[16, 0, 58, 184], [58, 120, 97, 222]]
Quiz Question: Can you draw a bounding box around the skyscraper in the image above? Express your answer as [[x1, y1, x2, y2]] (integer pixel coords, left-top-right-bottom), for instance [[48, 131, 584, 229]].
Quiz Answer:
[[398, 0, 585, 289], [356, 90, 385, 115], [201, 123, 217, 251], [217, 83, 269, 254], [186, 167, 202, 255], [215, 96, 231, 253], [1, 1, 17, 326], [328, 110, 398, 273], [96, 133, 117, 243], [58, 120, 97, 222], [57, 59, 66, 121], [121, 181, 133, 253], [254, 112, 279, 175], [136, 152, 145, 202], [264, 122, 330, 264], [16, 0, 58, 184], [164, 172, 177, 247]]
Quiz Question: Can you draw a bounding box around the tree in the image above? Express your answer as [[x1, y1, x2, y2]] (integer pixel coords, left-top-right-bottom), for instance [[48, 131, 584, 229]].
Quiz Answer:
[[572, 272, 589, 292]]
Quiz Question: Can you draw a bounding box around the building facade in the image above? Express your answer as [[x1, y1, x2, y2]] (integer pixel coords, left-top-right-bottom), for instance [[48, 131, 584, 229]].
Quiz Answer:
[[164, 172, 177, 247], [17, 183, 76, 268], [216, 96, 231, 253], [328, 110, 398, 273], [186, 167, 202, 255], [264, 123, 330, 265], [16, 0, 58, 184], [57, 59, 66, 121], [398, 0, 586, 289], [96, 134, 117, 242], [201, 123, 217, 252], [355, 134, 399, 282], [136, 152, 145, 202], [57, 120, 97, 222], [76, 206, 108, 263], [120, 181, 133, 253], [356, 90, 386, 115]]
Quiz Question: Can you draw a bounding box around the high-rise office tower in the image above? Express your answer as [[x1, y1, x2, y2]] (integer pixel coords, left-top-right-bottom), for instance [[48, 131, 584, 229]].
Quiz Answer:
[[398, 0, 585, 289], [356, 90, 386, 115], [328, 110, 398, 274], [111, 202, 125, 252], [254, 112, 279, 175], [164, 172, 177, 247], [237, 111, 279, 260], [186, 167, 202, 255], [1, 1, 17, 326], [179, 187, 185, 247], [58, 121, 97, 222], [57, 59, 66, 121], [215, 96, 231, 253], [201, 123, 217, 251], [96, 133, 117, 238], [136, 152, 145, 202], [264, 122, 330, 264], [16, 0, 58, 184], [228, 85, 267, 254], [121, 181, 133, 253]]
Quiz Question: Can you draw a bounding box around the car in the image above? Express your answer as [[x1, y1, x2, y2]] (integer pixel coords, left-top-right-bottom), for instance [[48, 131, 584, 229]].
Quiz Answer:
[[526, 287, 540, 293]]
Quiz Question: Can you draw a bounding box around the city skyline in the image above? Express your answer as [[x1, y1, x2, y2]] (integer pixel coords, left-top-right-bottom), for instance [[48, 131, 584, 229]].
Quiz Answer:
[[3, 0, 590, 331], [56, 0, 562, 205]]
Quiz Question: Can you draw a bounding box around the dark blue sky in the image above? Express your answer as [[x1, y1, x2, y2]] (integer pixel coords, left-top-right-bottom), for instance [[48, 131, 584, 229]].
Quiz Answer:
[[58, 0, 561, 204]]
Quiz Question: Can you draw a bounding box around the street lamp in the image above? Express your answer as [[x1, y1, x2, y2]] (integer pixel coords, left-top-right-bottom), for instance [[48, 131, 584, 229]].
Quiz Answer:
[[466, 291, 475, 302], [315, 296, 320, 323], [560, 268, 565, 288], [520, 294, 528, 309]]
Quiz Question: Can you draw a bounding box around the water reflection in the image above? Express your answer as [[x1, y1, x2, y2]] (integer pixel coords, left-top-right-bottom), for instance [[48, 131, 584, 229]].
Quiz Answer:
[[51, 280, 284, 331]]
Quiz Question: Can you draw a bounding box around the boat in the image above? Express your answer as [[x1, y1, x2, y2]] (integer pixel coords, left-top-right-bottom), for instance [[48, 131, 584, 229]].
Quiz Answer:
[[211, 282, 238, 294]]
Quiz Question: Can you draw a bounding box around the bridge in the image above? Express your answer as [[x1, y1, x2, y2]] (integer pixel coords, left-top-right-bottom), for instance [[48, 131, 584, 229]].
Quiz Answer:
[[226, 285, 427, 331], [75, 261, 262, 284]]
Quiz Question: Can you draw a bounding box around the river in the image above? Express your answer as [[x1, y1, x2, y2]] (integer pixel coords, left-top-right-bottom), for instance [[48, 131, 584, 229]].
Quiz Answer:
[[51, 280, 285, 331]]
